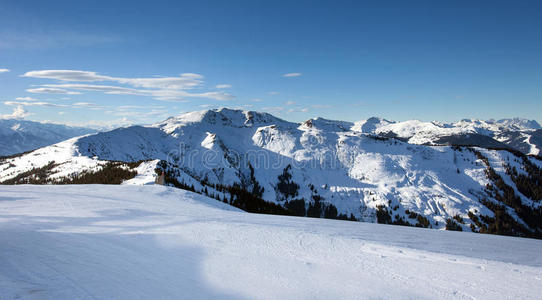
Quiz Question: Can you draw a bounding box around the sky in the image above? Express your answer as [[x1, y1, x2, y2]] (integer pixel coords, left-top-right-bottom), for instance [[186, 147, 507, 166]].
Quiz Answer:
[[0, 0, 541, 128]]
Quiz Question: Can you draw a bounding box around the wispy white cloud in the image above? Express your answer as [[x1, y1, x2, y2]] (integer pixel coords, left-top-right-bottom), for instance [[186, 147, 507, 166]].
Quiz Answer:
[[199, 104, 216, 109], [268, 91, 280, 95], [111, 109, 168, 117], [180, 73, 203, 79], [72, 102, 106, 110], [116, 105, 166, 110], [149, 89, 233, 101], [1, 105, 32, 119], [23, 70, 203, 90], [283, 73, 302, 77], [3, 99, 107, 111], [15, 96, 37, 101], [215, 84, 232, 89], [38, 83, 222, 101], [4, 100, 69, 107], [0, 68, 9, 73], [41, 84, 142, 95], [27, 87, 81, 95], [285, 101, 296, 105], [23, 70, 106, 81], [22, 69, 234, 101]]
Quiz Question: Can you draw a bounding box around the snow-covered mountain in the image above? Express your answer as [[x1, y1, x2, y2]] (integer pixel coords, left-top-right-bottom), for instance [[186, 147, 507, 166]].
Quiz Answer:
[[2, 184, 541, 299], [1, 108, 541, 238], [353, 117, 542, 155], [351, 116, 394, 133], [0, 119, 95, 156], [494, 118, 542, 131]]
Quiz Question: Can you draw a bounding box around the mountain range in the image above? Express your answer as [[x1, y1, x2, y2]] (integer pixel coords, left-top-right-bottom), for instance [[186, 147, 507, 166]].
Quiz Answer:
[[0, 119, 95, 156], [2, 114, 540, 158], [1, 108, 541, 238], [356, 117, 541, 155]]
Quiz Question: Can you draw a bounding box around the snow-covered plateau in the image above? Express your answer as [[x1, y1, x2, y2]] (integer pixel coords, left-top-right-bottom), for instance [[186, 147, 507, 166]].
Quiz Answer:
[[1, 184, 541, 299]]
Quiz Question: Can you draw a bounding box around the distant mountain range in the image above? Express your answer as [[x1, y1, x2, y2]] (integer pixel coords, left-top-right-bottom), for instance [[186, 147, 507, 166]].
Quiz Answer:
[[1, 115, 540, 157], [2, 109, 541, 239], [0, 119, 95, 156], [352, 117, 541, 155]]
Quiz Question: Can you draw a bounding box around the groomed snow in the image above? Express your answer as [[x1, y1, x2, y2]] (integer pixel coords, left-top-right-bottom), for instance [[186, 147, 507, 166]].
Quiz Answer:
[[1, 185, 541, 299]]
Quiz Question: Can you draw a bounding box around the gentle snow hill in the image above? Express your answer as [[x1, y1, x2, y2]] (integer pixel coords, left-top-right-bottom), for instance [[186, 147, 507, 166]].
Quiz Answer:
[[1, 185, 541, 299], [0, 119, 95, 156]]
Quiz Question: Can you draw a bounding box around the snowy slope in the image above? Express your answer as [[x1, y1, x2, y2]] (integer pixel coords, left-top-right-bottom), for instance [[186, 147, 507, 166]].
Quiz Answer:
[[1, 184, 541, 299], [494, 129, 542, 155], [1, 108, 541, 237], [0, 119, 95, 156]]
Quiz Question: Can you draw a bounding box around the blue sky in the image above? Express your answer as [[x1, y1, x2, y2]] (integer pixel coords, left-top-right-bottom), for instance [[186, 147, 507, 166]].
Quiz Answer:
[[0, 0, 541, 127]]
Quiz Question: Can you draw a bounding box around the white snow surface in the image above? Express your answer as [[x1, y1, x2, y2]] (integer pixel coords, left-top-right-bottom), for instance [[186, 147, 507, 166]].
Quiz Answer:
[[1, 184, 541, 300]]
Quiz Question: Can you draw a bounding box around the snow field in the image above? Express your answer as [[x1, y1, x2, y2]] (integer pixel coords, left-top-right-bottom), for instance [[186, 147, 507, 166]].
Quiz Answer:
[[1, 185, 541, 299]]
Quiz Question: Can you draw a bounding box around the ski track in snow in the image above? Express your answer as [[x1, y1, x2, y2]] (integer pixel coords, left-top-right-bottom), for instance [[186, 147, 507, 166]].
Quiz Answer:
[[1, 185, 541, 299]]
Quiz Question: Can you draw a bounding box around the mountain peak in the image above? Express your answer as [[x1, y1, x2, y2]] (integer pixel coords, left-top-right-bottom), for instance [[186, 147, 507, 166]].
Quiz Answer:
[[352, 117, 394, 133], [300, 117, 354, 132], [156, 108, 295, 133]]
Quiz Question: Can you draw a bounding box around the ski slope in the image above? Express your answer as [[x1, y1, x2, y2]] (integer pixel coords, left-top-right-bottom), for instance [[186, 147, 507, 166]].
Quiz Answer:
[[1, 185, 541, 299]]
